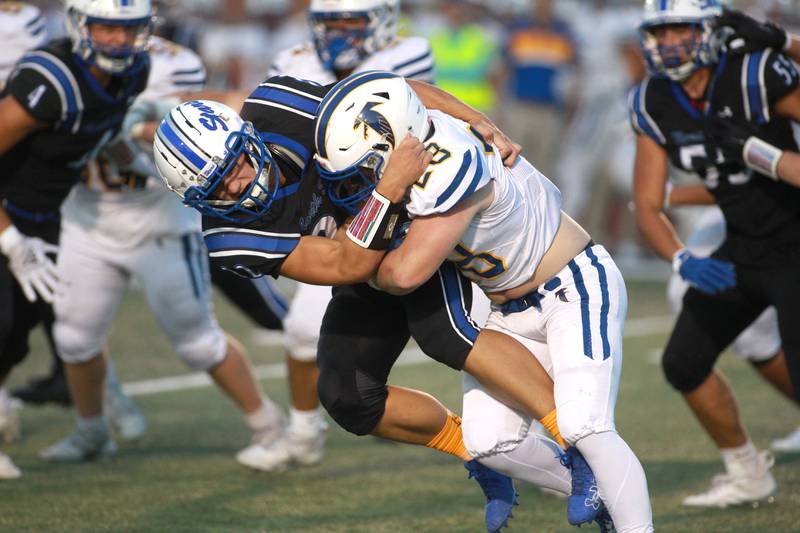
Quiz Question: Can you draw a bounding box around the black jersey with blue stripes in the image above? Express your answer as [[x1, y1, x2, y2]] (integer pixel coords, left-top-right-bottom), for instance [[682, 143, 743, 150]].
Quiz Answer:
[[628, 49, 800, 266], [1, 38, 149, 213], [202, 75, 345, 279]]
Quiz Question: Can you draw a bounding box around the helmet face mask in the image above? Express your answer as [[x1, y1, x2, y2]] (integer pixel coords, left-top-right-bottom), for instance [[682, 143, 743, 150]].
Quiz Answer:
[[639, 0, 723, 81], [314, 71, 429, 215], [309, 0, 399, 72], [66, 0, 153, 75], [154, 101, 281, 223]]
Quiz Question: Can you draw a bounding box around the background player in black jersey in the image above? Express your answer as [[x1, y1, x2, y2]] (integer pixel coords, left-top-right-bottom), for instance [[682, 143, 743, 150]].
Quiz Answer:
[[631, 0, 800, 508], [154, 77, 606, 531], [0, 0, 151, 476]]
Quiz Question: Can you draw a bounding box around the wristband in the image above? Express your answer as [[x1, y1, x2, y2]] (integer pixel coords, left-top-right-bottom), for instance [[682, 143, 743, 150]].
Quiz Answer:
[[0, 225, 23, 256], [743, 136, 783, 180], [346, 190, 405, 250], [671, 248, 688, 274]]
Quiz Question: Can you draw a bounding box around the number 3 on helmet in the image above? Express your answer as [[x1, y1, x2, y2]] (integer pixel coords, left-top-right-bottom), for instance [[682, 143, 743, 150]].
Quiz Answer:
[[153, 100, 281, 222], [314, 71, 429, 214]]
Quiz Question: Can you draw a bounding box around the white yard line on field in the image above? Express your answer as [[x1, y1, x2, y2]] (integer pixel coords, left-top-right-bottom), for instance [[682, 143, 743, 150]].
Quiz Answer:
[[122, 315, 674, 397]]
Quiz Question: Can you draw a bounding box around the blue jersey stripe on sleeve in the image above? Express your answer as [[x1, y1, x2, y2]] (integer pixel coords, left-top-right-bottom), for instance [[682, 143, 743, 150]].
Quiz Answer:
[[259, 132, 311, 165], [205, 232, 300, 255], [250, 85, 320, 116], [435, 149, 473, 208], [747, 50, 765, 124], [24, 55, 78, 123], [394, 51, 432, 71]]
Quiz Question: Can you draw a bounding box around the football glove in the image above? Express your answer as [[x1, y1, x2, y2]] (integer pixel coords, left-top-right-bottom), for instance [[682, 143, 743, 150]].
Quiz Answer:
[[0, 225, 62, 303], [716, 8, 789, 54], [672, 249, 736, 295]]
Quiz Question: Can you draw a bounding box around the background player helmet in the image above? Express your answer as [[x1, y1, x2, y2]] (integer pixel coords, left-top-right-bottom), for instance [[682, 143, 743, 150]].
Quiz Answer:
[[314, 71, 429, 214], [309, 0, 399, 72], [153, 100, 281, 222], [639, 0, 723, 81], [65, 0, 153, 75]]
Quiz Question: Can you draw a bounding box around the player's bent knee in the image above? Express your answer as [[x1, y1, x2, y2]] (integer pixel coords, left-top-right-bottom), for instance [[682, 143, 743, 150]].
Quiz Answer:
[[283, 330, 318, 363], [317, 371, 386, 436], [661, 347, 710, 393], [462, 420, 506, 458], [54, 322, 103, 364], [557, 407, 613, 445], [176, 329, 227, 371]]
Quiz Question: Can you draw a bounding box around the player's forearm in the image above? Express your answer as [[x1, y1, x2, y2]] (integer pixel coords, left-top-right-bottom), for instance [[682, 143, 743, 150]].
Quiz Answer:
[[776, 150, 800, 187], [0, 206, 12, 234], [669, 184, 715, 206], [408, 80, 485, 125], [375, 248, 428, 295], [634, 206, 684, 262]]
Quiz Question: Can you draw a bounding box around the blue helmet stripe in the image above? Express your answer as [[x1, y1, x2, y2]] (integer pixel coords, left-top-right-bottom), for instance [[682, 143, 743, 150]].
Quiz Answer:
[[315, 71, 400, 160], [159, 117, 206, 171]]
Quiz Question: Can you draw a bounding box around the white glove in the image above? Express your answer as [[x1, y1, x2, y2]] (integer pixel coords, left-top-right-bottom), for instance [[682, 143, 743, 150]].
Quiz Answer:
[[0, 225, 62, 303]]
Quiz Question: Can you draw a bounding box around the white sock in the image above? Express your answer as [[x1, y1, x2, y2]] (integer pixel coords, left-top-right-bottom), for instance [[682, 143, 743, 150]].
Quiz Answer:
[[575, 431, 653, 533], [288, 407, 324, 436], [245, 399, 284, 433], [474, 432, 571, 495], [720, 439, 759, 476]]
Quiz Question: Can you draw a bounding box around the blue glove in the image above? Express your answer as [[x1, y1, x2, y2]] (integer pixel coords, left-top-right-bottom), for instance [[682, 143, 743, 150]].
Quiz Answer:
[[388, 220, 411, 251], [673, 249, 736, 294]]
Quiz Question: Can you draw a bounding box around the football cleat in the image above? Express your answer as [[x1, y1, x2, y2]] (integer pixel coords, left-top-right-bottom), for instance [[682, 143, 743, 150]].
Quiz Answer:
[[0, 388, 22, 443], [40, 423, 116, 462], [105, 380, 146, 441], [682, 451, 776, 508], [595, 505, 616, 533], [465, 459, 518, 533], [0, 452, 21, 479], [11, 372, 71, 407], [560, 446, 603, 526], [236, 436, 292, 472], [287, 420, 328, 466], [770, 426, 800, 453]]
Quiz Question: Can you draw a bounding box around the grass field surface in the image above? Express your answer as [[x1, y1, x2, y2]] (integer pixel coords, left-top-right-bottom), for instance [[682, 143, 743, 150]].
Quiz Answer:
[[1, 281, 799, 532]]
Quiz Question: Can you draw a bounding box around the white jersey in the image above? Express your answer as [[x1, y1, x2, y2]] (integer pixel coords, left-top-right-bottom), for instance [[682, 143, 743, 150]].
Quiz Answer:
[[269, 36, 434, 85], [62, 36, 207, 249], [407, 111, 562, 292], [0, 1, 46, 87]]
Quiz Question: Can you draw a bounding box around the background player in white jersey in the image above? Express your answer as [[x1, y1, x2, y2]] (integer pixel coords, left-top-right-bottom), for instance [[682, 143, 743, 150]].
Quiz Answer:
[[264, 0, 460, 468], [316, 73, 653, 532], [40, 35, 289, 470]]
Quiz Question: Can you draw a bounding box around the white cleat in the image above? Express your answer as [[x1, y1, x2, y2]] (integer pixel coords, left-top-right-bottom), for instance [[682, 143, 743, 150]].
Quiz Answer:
[[770, 427, 800, 453], [236, 437, 292, 472], [105, 381, 146, 441], [0, 389, 22, 443], [287, 420, 328, 466], [40, 424, 117, 462], [682, 451, 777, 508], [0, 452, 21, 479]]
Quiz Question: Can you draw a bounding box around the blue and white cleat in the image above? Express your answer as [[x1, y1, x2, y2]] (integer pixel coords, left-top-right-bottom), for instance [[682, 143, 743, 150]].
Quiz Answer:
[[560, 446, 603, 526], [465, 459, 518, 532], [594, 505, 616, 533]]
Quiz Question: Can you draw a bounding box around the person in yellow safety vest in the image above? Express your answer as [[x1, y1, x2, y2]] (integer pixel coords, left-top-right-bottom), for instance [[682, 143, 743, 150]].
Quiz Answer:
[[429, 0, 500, 115]]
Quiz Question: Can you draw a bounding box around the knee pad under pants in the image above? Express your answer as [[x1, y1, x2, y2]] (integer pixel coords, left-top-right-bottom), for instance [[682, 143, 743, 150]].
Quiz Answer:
[[317, 284, 410, 436], [662, 286, 764, 392]]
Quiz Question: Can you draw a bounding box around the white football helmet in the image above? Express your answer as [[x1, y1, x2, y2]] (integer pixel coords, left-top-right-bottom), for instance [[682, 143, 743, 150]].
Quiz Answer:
[[153, 100, 280, 222], [639, 0, 724, 81], [314, 71, 429, 213], [309, 0, 399, 72], [65, 0, 153, 75]]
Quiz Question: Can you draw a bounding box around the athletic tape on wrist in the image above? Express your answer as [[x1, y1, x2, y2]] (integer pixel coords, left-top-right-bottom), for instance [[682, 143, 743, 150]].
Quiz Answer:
[[346, 190, 405, 250], [0, 225, 23, 256], [743, 136, 783, 180], [672, 248, 688, 274]]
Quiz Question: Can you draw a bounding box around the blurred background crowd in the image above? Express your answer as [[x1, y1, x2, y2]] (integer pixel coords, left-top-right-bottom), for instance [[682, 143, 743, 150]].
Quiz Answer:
[[20, 0, 800, 276]]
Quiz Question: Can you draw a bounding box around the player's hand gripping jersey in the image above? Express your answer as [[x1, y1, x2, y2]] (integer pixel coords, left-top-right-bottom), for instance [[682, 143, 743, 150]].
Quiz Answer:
[[1, 38, 149, 213], [406, 111, 562, 292], [270, 36, 433, 85], [201, 76, 346, 278], [628, 49, 800, 266]]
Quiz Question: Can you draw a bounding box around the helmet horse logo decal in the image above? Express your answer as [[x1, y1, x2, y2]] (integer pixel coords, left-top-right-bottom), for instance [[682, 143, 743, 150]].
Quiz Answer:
[[353, 101, 395, 148]]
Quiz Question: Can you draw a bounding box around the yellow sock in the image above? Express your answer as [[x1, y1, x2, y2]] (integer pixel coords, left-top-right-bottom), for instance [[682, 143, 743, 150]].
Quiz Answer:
[[539, 409, 566, 449], [425, 411, 471, 461]]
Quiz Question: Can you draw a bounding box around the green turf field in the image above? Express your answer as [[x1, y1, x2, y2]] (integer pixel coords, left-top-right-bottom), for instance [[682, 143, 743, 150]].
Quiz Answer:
[[1, 281, 798, 532]]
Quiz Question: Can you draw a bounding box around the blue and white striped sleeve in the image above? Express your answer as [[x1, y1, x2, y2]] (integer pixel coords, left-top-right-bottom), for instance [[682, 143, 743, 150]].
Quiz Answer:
[[408, 146, 491, 216], [203, 226, 301, 278], [627, 78, 665, 145]]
